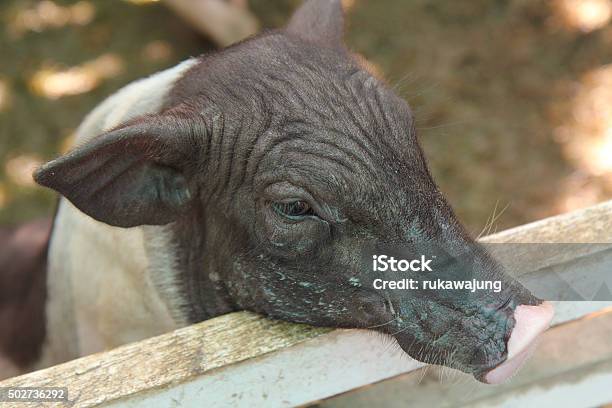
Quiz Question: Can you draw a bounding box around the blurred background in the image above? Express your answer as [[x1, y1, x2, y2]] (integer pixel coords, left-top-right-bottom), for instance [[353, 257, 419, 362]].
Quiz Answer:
[[0, 0, 611, 234]]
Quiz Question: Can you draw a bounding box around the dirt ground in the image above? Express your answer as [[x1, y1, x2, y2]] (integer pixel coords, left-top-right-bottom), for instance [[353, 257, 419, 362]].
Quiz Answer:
[[1, 0, 611, 234]]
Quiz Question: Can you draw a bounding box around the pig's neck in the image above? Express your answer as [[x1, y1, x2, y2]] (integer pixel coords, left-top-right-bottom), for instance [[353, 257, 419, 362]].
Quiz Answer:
[[39, 59, 199, 368]]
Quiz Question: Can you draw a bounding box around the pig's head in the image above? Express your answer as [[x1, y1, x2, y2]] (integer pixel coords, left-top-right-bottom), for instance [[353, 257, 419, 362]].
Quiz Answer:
[[34, 0, 552, 383]]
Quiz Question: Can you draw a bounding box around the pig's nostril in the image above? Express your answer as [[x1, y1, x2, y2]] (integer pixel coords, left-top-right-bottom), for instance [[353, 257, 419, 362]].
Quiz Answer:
[[483, 301, 554, 384]]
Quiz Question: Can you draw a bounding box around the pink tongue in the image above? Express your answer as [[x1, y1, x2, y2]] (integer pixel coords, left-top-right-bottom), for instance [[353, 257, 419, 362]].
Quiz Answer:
[[484, 301, 554, 384]]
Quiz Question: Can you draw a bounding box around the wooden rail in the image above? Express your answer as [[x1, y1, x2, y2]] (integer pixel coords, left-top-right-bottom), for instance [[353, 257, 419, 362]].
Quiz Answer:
[[1, 201, 611, 407]]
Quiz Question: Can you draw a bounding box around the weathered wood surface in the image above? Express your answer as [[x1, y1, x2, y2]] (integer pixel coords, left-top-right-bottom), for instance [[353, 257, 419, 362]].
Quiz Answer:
[[482, 200, 612, 274], [482, 200, 612, 244], [0, 313, 329, 406], [0, 201, 611, 407]]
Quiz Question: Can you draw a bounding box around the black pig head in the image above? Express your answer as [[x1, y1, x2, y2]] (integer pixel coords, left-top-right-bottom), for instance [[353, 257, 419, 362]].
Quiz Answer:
[[35, 0, 553, 383]]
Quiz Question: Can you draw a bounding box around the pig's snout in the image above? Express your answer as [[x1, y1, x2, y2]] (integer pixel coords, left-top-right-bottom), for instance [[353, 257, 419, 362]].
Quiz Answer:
[[482, 301, 554, 384]]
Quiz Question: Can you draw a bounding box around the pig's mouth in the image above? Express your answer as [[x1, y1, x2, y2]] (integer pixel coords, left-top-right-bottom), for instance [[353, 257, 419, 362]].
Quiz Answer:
[[391, 301, 554, 384]]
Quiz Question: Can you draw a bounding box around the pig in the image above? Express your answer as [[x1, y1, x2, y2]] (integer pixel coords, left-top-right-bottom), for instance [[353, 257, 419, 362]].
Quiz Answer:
[[25, 0, 554, 384]]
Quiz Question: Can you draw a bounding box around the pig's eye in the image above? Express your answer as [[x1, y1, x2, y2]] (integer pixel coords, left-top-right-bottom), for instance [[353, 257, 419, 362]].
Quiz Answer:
[[271, 200, 316, 221]]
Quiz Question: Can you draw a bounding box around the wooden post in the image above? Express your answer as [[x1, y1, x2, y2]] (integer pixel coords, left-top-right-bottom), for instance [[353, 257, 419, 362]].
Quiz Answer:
[[164, 0, 260, 47]]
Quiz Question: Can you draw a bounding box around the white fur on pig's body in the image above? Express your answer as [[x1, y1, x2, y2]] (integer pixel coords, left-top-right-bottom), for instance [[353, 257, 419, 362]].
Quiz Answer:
[[39, 59, 198, 368]]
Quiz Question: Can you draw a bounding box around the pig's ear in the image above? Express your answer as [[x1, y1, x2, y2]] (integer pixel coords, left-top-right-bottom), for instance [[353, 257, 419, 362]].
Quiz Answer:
[[286, 0, 344, 47], [34, 114, 203, 228]]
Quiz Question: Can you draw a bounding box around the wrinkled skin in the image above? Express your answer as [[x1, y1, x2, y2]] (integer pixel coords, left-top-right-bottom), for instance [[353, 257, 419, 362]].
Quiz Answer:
[[35, 0, 542, 380]]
